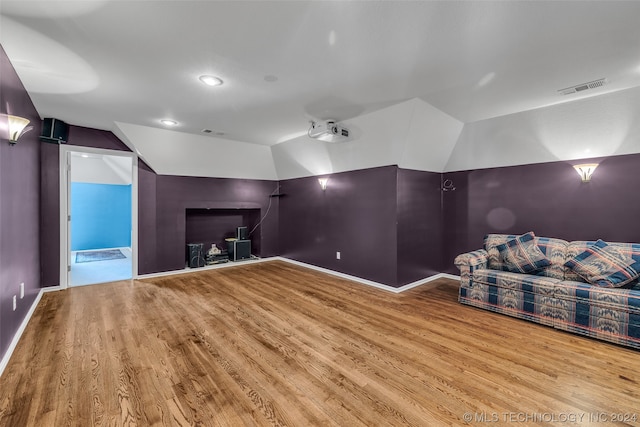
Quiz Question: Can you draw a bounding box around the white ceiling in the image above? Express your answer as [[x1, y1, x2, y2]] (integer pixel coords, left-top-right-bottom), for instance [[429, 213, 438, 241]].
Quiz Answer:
[[2, 1, 640, 177], [70, 151, 132, 185]]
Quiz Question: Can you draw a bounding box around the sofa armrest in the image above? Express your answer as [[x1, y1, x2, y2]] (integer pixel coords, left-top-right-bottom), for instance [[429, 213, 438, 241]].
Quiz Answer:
[[454, 249, 489, 269], [454, 249, 489, 288]]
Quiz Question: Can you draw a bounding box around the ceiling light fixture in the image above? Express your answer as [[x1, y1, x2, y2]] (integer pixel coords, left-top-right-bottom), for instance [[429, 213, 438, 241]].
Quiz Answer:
[[160, 119, 178, 126], [199, 75, 223, 87]]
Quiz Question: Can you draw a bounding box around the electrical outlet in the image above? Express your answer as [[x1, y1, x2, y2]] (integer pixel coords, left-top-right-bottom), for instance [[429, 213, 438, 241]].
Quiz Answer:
[[336, 251, 341, 260], [13, 295, 17, 311], [20, 282, 24, 299]]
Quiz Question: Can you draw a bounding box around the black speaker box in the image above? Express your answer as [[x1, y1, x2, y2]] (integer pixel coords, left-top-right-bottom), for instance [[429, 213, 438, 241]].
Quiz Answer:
[[227, 239, 251, 261], [187, 243, 205, 268], [236, 226, 248, 240], [40, 118, 68, 144]]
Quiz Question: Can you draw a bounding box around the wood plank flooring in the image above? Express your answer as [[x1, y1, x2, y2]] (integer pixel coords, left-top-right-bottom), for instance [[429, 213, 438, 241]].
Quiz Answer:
[[1, 260, 639, 426]]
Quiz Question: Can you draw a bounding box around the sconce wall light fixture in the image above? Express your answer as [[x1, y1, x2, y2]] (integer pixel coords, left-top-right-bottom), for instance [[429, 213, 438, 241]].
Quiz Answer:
[[318, 177, 329, 191], [6, 115, 31, 145], [573, 163, 599, 182]]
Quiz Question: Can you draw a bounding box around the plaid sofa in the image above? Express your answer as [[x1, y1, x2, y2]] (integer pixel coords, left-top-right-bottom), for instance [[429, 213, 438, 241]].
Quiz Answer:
[[455, 234, 640, 350]]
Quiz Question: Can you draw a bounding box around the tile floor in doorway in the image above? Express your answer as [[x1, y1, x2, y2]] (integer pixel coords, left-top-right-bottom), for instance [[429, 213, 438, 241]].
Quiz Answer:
[[70, 247, 133, 286]]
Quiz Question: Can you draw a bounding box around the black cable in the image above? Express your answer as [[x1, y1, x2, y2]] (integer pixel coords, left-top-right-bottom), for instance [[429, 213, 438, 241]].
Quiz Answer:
[[248, 184, 280, 237]]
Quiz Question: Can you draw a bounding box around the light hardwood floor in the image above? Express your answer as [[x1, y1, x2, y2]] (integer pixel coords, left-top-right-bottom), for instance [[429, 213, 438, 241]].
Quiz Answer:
[[1, 260, 639, 426]]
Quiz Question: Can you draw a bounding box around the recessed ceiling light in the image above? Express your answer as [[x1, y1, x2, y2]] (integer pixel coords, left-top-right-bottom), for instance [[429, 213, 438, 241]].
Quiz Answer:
[[161, 119, 178, 126], [199, 75, 223, 86]]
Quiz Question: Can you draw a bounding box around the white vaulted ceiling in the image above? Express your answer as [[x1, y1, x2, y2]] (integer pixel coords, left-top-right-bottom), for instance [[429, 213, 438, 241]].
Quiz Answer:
[[2, 1, 640, 179]]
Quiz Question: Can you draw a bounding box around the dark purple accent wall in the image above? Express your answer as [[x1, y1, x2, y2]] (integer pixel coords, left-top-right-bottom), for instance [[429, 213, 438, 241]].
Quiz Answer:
[[278, 166, 445, 287], [39, 142, 60, 287], [442, 154, 640, 273], [137, 160, 158, 275], [397, 168, 443, 284], [66, 125, 132, 152], [39, 125, 133, 287], [153, 175, 279, 273], [0, 46, 41, 360], [279, 166, 400, 286]]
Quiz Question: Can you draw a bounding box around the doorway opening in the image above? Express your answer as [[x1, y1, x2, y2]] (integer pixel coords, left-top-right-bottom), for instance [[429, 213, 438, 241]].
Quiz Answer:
[[60, 146, 138, 287]]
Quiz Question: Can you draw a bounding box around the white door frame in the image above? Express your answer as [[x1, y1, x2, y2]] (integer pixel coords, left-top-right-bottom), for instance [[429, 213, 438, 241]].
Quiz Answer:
[[59, 145, 138, 288]]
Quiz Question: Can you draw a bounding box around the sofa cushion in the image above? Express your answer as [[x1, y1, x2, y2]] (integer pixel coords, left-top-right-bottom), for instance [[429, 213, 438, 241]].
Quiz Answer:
[[565, 240, 640, 288], [495, 232, 552, 274], [484, 234, 569, 280], [566, 241, 640, 283]]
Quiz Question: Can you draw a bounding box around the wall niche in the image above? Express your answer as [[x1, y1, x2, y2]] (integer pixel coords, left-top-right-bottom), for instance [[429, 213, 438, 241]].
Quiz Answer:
[[185, 208, 262, 258]]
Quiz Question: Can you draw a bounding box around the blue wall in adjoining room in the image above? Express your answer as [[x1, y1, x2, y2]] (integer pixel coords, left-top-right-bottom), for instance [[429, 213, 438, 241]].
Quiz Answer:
[[71, 183, 132, 251]]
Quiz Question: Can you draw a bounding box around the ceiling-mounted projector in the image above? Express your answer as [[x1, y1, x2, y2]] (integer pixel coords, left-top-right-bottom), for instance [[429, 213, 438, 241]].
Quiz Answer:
[[308, 120, 349, 142]]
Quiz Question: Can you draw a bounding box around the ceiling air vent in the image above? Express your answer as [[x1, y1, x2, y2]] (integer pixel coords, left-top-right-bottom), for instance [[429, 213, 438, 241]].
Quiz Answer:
[[202, 129, 226, 136], [558, 78, 607, 96]]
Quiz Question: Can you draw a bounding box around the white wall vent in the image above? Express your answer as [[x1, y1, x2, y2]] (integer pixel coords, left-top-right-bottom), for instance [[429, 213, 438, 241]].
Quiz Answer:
[[558, 78, 607, 96]]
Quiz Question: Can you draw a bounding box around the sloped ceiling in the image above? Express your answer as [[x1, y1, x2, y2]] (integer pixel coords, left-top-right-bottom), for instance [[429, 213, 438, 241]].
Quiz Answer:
[[2, 1, 640, 179], [70, 152, 132, 185], [444, 84, 640, 172], [112, 122, 278, 180], [273, 98, 463, 180]]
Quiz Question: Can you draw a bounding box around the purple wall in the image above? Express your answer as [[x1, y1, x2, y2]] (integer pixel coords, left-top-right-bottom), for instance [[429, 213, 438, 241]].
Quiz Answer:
[[0, 46, 41, 360], [442, 154, 640, 273], [39, 142, 60, 287], [397, 168, 443, 284], [39, 125, 132, 287], [137, 160, 157, 275], [278, 166, 445, 287], [279, 166, 400, 286], [153, 175, 279, 273]]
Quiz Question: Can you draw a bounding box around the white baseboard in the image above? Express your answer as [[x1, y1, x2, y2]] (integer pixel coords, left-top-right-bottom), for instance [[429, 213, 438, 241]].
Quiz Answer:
[[275, 257, 459, 294], [0, 288, 44, 378], [138, 256, 459, 294], [137, 256, 276, 280]]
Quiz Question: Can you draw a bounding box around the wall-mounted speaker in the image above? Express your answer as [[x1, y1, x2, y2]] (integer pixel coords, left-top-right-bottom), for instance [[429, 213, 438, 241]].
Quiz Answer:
[[40, 118, 68, 144]]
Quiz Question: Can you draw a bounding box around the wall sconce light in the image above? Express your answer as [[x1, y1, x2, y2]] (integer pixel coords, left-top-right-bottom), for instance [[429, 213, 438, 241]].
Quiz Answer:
[[7, 115, 31, 145], [573, 163, 599, 182], [318, 177, 329, 191]]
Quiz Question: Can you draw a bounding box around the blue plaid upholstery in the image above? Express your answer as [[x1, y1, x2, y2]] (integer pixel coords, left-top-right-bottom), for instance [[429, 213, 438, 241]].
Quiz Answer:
[[495, 232, 551, 273], [454, 249, 488, 289], [484, 234, 569, 280], [564, 240, 640, 288], [458, 235, 640, 350], [565, 241, 640, 282], [554, 281, 640, 346]]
